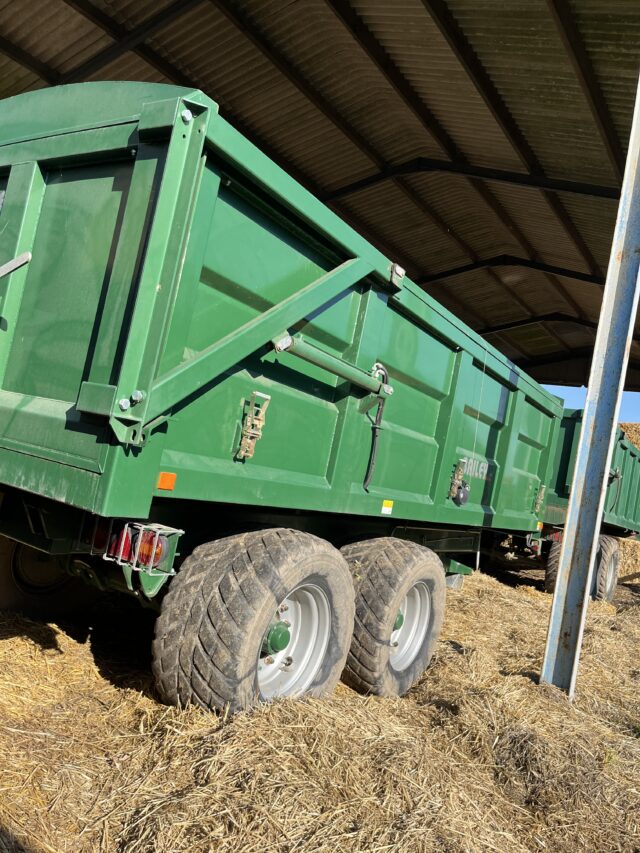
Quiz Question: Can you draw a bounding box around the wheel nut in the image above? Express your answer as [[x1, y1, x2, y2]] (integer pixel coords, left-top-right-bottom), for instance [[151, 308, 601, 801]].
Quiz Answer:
[[279, 604, 288, 613], [264, 656, 274, 665]]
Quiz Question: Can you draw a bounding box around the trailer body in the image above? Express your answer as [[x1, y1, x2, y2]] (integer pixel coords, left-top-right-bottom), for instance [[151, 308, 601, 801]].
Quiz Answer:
[[2, 82, 640, 711], [543, 409, 640, 534], [0, 82, 562, 565]]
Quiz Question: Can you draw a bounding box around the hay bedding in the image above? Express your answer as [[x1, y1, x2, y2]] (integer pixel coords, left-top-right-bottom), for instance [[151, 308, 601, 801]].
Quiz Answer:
[[0, 571, 639, 853]]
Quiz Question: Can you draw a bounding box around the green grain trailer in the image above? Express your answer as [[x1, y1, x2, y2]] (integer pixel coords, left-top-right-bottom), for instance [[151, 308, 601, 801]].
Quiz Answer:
[[0, 82, 565, 711], [538, 410, 640, 599]]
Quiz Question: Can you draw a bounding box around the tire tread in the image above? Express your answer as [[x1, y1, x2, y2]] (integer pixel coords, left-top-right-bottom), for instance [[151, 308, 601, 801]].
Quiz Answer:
[[152, 528, 353, 712]]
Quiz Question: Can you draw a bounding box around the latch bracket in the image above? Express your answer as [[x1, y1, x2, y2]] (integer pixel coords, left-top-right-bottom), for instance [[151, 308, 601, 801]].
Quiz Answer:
[[449, 458, 468, 499], [534, 484, 546, 514], [237, 391, 271, 460]]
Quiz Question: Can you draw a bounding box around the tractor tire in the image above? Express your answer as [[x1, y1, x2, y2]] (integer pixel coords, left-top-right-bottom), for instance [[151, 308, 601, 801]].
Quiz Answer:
[[593, 535, 619, 602], [152, 528, 355, 713], [341, 537, 446, 697], [544, 535, 619, 602], [544, 541, 561, 594], [0, 537, 93, 618]]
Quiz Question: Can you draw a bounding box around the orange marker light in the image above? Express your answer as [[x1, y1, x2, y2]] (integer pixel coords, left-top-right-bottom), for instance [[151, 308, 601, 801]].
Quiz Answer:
[[137, 530, 167, 567], [157, 471, 177, 491]]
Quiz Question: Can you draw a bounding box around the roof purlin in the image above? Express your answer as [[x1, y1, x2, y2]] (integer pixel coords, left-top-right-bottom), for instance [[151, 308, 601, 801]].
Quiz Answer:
[[420, 0, 603, 279], [547, 0, 625, 182], [323, 0, 593, 323]]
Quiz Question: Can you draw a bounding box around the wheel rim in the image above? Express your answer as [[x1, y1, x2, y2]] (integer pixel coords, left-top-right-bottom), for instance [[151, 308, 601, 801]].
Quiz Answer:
[[604, 554, 618, 599], [257, 583, 331, 700], [11, 544, 68, 595], [390, 582, 431, 672]]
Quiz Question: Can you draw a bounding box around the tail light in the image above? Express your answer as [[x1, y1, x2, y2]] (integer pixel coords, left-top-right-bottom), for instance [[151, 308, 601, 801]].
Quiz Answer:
[[135, 530, 168, 568], [108, 527, 133, 562], [101, 521, 183, 574]]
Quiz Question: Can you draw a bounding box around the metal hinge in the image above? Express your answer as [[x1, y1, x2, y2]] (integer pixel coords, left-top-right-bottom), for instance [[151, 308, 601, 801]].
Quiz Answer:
[[237, 391, 271, 460]]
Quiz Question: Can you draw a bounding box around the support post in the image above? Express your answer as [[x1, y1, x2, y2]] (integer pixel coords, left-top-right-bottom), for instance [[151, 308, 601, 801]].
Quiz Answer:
[[540, 74, 640, 696]]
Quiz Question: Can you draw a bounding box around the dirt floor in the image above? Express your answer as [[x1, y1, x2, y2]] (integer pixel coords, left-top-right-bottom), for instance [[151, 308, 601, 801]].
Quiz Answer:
[[0, 549, 639, 853]]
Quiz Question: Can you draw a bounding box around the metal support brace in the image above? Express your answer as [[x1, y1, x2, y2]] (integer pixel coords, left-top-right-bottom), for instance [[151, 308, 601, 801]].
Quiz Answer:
[[143, 257, 374, 430], [540, 73, 640, 697], [0, 252, 31, 279], [272, 333, 393, 396]]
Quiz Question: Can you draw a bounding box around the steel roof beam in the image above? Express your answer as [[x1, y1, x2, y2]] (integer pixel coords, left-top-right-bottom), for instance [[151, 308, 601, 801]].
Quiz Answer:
[[61, 0, 203, 83], [323, 157, 619, 201], [0, 35, 61, 84], [61, 0, 197, 87], [546, 0, 625, 182], [480, 312, 640, 345], [324, 0, 589, 321], [418, 255, 603, 287], [517, 348, 640, 373], [480, 313, 596, 336], [421, 0, 602, 280]]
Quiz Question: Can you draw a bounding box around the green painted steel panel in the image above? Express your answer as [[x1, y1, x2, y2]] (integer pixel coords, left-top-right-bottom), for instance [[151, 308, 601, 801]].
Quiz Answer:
[[543, 409, 640, 533], [0, 82, 191, 147], [0, 82, 564, 532], [4, 162, 134, 401]]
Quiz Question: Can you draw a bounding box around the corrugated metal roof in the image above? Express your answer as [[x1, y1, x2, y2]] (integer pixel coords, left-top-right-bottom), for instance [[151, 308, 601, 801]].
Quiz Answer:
[[350, 0, 525, 171], [0, 0, 637, 387]]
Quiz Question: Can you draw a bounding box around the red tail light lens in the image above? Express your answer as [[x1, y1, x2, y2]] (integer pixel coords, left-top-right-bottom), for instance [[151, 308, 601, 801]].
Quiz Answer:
[[136, 531, 168, 567], [108, 528, 132, 562]]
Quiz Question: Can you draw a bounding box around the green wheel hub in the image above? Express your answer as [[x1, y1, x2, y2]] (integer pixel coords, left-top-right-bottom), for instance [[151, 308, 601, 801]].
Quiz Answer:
[[262, 620, 291, 656], [394, 611, 405, 631]]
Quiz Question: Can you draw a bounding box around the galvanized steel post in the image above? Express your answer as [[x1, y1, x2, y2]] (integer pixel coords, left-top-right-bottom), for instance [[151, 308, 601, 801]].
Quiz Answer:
[[540, 73, 640, 696]]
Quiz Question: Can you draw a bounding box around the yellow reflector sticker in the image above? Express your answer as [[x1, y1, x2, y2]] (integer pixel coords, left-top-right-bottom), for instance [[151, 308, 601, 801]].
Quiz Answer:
[[381, 499, 394, 515]]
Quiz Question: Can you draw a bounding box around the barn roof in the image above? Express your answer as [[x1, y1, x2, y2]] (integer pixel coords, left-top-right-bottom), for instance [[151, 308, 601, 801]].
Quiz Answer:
[[1, 0, 638, 387]]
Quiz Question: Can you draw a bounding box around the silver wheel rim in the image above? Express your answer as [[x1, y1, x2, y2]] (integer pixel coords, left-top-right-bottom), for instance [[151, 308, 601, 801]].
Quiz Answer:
[[390, 582, 431, 672], [605, 556, 617, 598], [258, 583, 331, 700]]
